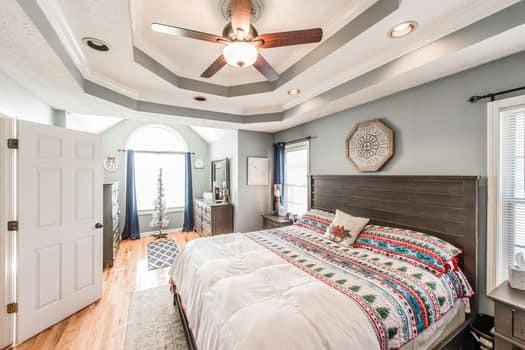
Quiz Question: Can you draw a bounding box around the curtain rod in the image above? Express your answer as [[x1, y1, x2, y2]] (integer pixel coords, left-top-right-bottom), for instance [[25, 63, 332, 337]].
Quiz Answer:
[[118, 149, 195, 155], [274, 136, 312, 146], [468, 86, 525, 103]]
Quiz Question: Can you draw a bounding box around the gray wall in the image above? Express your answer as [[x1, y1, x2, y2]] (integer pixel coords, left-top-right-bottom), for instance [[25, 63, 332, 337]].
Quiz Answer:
[[0, 69, 55, 125], [275, 51, 525, 315], [208, 130, 273, 232], [236, 130, 273, 232], [102, 119, 210, 233]]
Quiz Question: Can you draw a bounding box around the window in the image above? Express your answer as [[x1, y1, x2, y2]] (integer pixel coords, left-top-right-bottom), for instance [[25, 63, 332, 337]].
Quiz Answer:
[[284, 141, 309, 215], [487, 96, 525, 292], [126, 125, 187, 211]]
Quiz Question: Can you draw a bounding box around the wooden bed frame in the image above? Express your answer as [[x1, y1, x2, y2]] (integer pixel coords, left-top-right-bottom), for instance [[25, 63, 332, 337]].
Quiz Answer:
[[174, 175, 484, 350]]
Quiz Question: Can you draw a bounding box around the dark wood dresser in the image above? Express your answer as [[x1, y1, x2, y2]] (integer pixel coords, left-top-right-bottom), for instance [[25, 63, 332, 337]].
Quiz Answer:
[[194, 199, 233, 236], [489, 281, 525, 349], [262, 214, 293, 229], [103, 183, 120, 267]]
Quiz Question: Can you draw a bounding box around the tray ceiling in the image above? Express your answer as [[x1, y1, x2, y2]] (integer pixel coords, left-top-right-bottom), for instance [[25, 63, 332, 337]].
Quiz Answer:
[[0, 0, 523, 131]]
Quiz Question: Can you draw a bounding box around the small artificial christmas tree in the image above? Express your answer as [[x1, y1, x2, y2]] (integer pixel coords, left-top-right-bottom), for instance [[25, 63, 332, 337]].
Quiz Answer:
[[150, 168, 169, 239]]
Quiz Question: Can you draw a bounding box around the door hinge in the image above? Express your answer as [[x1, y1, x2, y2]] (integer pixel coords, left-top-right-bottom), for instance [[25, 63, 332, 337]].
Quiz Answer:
[[7, 138, 18, 149], [7, 221, 18, 231], [6, 302, 18, 314]]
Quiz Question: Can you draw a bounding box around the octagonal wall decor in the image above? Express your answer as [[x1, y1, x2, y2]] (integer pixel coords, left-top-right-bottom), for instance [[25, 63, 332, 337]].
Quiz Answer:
[[345, 119, 394, 172]]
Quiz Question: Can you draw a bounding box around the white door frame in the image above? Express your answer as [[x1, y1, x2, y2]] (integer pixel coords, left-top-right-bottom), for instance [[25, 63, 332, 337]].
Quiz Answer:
[[0, 115, 16, 348], [486, 94, 525, 293]]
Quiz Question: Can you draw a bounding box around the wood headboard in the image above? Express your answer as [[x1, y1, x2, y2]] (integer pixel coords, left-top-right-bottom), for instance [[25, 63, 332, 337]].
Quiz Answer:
[[309, 175, 483, 312]]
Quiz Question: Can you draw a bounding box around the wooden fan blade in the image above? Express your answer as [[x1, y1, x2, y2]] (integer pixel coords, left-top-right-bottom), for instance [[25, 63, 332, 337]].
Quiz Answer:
[[231, 0, 251, 39], [201, 55, 227, 78], [253, 54, 279, 81], [152, 23, 225, 44], [256, 28, 322, 48]]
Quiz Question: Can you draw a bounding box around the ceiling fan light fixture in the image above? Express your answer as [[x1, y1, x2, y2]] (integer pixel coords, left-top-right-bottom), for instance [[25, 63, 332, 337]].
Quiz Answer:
[[389, 21, 417, 38], [223, 42, 258, 68]]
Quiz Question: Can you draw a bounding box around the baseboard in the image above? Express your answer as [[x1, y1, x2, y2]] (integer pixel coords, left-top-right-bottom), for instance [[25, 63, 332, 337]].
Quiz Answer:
[[140, 228, 182, 237]]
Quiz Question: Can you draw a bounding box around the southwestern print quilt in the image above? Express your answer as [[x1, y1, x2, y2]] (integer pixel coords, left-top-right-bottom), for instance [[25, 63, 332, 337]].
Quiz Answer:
[[246, 226, 473, 349]]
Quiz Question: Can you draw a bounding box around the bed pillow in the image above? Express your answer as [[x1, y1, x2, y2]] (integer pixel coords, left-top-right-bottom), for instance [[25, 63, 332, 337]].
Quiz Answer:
[[354, 225, 462, 275], [325, 210, 369, 246], [445, 270, 475, 298], [294, 209, 334, 234]]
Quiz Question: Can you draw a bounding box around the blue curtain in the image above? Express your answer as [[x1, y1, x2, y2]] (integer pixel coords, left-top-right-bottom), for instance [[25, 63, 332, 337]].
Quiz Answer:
[[122, 150, 140, 240], [273, 143, 285, 210], [182, 152, 194, 232]]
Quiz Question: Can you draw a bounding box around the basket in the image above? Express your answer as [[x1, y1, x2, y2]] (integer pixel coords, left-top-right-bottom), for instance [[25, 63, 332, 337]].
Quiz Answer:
[[509, 265, 525, 291]]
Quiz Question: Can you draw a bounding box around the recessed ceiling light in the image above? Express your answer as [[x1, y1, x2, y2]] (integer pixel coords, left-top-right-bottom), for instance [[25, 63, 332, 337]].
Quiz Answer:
[[389, 21, 417, 38], [82, 37, 110, 52], [288, 88, 301, 96], [194, 96, 207, 102]]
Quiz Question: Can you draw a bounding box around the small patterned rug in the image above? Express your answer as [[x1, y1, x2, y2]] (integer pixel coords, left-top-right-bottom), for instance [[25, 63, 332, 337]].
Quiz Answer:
[[147, 239, 179, 271], [124, 286, 188, 350]]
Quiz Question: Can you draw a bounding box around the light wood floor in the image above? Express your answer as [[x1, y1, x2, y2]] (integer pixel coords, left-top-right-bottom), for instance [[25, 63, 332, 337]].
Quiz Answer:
[[13, 231, 199, 350]]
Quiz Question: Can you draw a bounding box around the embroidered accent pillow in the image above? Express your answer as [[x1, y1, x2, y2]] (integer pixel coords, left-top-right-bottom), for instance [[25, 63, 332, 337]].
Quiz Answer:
[[294, 209, 334, 234], [325, 210, 369, 246], [354, 225, 462, 275]]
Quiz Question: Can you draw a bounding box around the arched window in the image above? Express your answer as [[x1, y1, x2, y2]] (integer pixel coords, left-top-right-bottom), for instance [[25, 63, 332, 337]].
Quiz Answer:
[[126, 125, 188, 211]]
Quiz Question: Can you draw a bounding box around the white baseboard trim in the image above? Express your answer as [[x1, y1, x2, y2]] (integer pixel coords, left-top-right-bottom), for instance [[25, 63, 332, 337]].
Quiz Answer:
[[140, 228, 182, 237]]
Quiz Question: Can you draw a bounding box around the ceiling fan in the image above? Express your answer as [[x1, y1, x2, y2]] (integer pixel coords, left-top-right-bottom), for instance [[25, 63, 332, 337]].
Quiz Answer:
[[151, 0, 323, 81]]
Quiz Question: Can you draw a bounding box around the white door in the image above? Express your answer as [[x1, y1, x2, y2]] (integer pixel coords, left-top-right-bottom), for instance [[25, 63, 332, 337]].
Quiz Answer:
[[16, 120, 103, 342], [0, 116, 15, 348]]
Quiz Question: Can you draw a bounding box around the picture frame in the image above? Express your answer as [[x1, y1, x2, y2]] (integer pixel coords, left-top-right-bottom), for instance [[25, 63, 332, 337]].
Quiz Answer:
[[247, 156, 269, 186]]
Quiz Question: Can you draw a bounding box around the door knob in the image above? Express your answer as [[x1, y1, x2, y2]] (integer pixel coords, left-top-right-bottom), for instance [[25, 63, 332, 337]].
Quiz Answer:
[[94, 222, 103, 229]]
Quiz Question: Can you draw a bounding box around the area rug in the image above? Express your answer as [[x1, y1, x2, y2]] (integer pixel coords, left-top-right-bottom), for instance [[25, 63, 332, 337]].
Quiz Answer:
[[124, 286, 188, 350], [147, 239, 179, 271]]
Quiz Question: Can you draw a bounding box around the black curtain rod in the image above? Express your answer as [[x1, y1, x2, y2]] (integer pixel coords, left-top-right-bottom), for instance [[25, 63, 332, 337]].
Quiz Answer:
[[274, 136, 312, 146], [468, 86, 525, 103]]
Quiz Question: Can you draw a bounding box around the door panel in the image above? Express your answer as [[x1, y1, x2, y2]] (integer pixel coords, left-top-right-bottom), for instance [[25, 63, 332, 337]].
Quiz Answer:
[[35, 244, 62, 308], [74, 235, 95, 292], [17, 121, 103, 343]]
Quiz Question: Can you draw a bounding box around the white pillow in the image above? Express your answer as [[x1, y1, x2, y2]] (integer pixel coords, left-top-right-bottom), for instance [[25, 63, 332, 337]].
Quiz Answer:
[[325, 209, 369, 246]]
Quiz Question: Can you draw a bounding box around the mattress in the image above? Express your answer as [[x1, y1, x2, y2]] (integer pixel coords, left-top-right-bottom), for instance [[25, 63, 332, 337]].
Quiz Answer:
[[170, 225, 470, 350]]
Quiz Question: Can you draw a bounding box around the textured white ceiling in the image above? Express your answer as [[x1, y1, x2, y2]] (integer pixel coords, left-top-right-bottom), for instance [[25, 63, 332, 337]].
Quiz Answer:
[[0, 0, 522, 132], [131, 0, 368, 86]]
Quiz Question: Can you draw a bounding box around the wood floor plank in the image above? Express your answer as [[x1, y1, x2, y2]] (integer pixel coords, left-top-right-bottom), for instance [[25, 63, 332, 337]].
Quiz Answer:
[[11, 231, 199, 350]]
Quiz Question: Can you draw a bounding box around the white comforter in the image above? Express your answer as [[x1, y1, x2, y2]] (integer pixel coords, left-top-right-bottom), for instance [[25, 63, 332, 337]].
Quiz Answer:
[[170, 229, 465, 350], [170, 232, 379, 350]]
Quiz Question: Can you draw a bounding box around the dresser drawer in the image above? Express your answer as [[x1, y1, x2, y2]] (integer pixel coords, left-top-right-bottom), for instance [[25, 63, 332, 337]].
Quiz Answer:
[[495, 301, 525, 347], [514, 309, 525, 342]]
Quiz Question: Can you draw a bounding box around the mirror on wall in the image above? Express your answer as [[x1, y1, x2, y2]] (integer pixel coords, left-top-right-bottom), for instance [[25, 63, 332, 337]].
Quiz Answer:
[[211, 158, 230, 203]]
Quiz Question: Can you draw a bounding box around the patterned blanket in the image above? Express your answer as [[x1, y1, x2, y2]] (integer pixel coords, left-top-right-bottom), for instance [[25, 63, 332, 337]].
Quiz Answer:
[[247, 227, 469, 349]]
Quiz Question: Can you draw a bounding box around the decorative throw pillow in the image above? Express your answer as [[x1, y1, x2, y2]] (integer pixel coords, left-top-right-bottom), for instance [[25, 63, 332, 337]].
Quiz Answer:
[[354, 225, 463, 275], [327, 225, 346, 243], [294, 209, 334, 234], [325, 210, 369, 246]]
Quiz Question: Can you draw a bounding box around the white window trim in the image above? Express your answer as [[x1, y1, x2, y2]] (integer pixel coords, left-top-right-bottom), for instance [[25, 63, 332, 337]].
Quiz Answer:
[[138, 206, 184, 215], [284, 140, 310, 214], [486, 94, 525, 293]]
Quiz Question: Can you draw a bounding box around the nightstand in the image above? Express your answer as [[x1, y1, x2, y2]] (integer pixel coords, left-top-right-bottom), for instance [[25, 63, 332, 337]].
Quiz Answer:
[[262, 214, 292, 229], [488, 281, 525, 349]]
